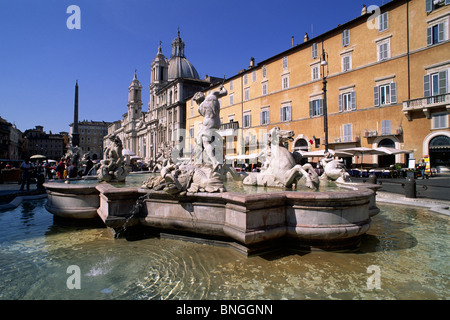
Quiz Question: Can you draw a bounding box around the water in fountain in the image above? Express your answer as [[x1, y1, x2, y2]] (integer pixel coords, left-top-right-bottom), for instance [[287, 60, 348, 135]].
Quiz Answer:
[[0, 199, 448, 299]]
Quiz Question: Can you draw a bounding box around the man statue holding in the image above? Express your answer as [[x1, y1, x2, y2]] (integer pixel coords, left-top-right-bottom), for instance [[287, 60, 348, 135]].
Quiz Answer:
[[193, 84, 227, 170]]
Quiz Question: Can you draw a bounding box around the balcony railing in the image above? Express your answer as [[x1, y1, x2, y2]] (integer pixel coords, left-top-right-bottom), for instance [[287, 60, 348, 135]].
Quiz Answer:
[[403, 93, 450, 120], [220, 121, 239, 130], [363, 127, 403, 138], [329, 135, 360, 144]]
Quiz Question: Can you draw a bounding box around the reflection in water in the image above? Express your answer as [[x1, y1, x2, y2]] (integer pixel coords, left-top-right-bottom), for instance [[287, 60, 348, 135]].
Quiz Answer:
[[0, 200, 448, 300]]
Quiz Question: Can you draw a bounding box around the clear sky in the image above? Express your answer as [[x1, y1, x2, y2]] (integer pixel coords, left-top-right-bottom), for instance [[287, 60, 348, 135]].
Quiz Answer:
[[0, 0, 386, 134]]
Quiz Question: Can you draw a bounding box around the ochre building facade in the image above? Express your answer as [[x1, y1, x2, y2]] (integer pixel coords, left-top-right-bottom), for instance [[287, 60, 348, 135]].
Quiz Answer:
[[185, 0, 450, 169]]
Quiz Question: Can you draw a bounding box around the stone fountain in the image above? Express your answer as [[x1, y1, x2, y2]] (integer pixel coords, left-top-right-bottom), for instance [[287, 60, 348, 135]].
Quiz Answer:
[[44, 85, 380, 254]]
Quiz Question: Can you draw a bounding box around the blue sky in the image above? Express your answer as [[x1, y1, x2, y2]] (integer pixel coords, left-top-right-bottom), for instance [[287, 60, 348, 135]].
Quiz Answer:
[[0, 0, 387, 134]]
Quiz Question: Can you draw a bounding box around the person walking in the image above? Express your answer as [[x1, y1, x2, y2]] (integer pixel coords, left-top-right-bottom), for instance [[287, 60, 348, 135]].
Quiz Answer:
[[19, 158, 33, 191], [419, 159, 428, 179]]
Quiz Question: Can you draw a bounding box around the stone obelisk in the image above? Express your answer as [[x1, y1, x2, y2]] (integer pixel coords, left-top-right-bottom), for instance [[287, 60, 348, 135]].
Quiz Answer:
[[72, 80, 80, 147]]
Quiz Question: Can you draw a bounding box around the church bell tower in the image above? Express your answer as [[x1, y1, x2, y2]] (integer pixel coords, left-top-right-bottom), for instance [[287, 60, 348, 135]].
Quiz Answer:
[[128, 70, 143, 120]]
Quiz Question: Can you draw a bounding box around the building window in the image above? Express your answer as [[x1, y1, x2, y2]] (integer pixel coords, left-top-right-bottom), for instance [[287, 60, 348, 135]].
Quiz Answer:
[[262, 82, 268, 96], [244, 74, 248, 85], [343, 124, 353, 142], [425, 0, 449, 13], [377, 39, 390, 61], [309, 99, 324, 117], [262, 65, 267, 78], [252, 70, 257, 82], [311, 65, 320, 81], [244, 88, 250, 101], [260, 108, 270, 125], [379, 12, 389, 31], [243, 112, 251, 128], [424, 70, 448, 98], [189, 126, 194, 138], [282, 56, 288, 70], [427, 20, 448, 46], [280, 104, 292, 122], [282, 75, 289, 90], [230, 80, 233, 91], [229, 93, 234, 106], [339, 92, 356, 112], [341, 54, 352, 72], [342, 29, 350, 47], [374, 82, 397, 106], [381, 120, 391, 135], [312, 43, 318, 59], [432, 113, 448, 129]]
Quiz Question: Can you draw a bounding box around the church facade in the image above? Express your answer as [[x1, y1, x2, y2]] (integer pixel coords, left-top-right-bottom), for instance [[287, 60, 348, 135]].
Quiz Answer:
[[106, 31, 219, 161]]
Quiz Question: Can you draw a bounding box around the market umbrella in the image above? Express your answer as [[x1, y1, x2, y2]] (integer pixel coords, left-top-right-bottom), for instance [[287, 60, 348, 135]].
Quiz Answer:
[[374, 147, 412, 155], [339, 147, 387, 168], [122, 149, 136, 156], [30, 154, 47, 160], [301, 149, 353, 158]]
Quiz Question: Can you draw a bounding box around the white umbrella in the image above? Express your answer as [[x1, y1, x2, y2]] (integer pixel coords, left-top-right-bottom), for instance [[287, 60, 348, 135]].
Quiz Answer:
[[122, 149, 136, 156], [374, 147, 412, 155], [339, 147, 387, 168], [301, 149, 353, 158], [30, 154, 47, 159]]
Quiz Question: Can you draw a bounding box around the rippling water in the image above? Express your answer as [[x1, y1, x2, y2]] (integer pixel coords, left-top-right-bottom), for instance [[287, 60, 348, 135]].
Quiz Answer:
[[0, 199, 448, 300]]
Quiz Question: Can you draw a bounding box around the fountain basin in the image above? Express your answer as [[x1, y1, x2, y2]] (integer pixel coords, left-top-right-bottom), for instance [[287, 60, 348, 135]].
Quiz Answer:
[[44, 182, 100, 219], [134, 185, 375, 253], [43, 177, 379, 254]]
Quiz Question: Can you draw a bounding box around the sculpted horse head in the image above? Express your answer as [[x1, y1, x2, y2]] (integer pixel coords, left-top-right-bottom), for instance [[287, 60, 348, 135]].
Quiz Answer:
[[268, 126, 295, 146]]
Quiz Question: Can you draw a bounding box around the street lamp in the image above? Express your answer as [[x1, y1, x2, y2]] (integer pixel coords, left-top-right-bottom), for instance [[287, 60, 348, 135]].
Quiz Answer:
[[320, 48, 329, 153]]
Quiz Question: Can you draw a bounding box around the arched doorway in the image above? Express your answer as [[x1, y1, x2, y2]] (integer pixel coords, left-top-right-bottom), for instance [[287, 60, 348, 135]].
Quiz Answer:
[[294, 138, 309, 165], [378, 138, 395, 167], [429, 135, 450, 169]]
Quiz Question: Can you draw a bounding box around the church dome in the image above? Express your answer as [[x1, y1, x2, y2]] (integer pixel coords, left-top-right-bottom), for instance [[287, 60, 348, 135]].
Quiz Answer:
[[167, 30, 200, 80], [168, 56, 200, 80]]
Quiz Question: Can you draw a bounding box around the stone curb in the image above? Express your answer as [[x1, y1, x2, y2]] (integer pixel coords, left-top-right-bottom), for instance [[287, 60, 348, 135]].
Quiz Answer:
[[376, 191, 450, 217], [0, 193, 48, 211]]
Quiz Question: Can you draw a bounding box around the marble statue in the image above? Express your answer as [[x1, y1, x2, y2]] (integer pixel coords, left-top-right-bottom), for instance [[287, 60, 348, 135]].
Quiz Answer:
[[98, 135, 128, 182], [193, 84, 227, 170], [320, 151, 351, 183], [142, 84, 243, 194], [243, 126, 319, 189]]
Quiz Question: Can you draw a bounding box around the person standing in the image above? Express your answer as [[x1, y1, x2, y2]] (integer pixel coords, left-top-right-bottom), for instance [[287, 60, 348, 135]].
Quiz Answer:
[[19, 158, 33, 191], [419, 159, 428, 179]]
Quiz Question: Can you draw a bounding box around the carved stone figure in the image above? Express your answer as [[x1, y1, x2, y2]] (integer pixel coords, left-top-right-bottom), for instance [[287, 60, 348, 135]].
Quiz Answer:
[[142, 162, 228, 195], [66, 146, 81, 167], [193, 84, 227, 170], [320, 152, 351, 183], [98, 135, 128, 182], [243, 126, 319, 189], [143, 84, 246, 194]]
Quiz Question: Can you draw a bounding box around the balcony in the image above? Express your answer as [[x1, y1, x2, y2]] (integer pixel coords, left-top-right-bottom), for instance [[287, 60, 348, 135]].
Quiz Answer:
[[363, 127, 403, 138], [329, 135, 360, 146], [403, 93, 450, 121], [218, 121, 239, 137]]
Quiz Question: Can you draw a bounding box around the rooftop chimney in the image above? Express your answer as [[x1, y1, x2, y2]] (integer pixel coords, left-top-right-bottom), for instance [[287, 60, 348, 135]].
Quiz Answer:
[[361, 4, 367, 15], [304, 32, 309, 42], [249, 57, 255, 68], [292, 36, 295, 47]]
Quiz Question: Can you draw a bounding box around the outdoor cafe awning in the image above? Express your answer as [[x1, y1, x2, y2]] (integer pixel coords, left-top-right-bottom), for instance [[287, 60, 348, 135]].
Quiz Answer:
[[301, 149, 353, 158]]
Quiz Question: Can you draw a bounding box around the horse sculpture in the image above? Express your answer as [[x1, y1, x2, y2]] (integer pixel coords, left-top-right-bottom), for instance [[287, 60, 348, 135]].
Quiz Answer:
[[243, 126, 319, 189]]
